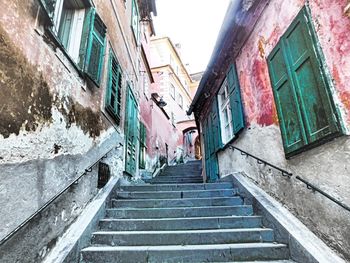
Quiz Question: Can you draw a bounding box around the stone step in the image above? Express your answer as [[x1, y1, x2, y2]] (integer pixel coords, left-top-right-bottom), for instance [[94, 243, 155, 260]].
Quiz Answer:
[[99, 216, 263, 231], [105, 205, 253, 219], [119, 182, 233, 192], [159, 174, 202, 178], [81, 243, 289, 263], [149, 180, 203, 184], [91, 228, 274, 246], [149, 178, 203, 183], [112, 196, 243, 208], [116, 189, 238, 199]]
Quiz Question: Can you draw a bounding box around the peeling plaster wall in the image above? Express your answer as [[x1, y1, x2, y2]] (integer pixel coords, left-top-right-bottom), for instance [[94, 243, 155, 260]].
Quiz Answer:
[[0, 0, 144, 261], [216, 0, 350, 260]]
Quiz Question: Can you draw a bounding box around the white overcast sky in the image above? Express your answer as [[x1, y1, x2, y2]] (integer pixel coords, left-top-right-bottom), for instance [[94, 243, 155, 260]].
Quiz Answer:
[[153, 0, 231, 74]]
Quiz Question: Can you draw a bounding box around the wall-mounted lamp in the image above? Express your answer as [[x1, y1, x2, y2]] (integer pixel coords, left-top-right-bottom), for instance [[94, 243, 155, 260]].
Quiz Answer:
[[204, 92, 211, 99], [158, 97, 167, 108]]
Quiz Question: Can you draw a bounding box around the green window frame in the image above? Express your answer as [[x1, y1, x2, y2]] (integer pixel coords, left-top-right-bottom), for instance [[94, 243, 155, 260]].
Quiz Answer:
[[131, 0, 140, 43], [40, 0, 107, 86], [267, 6, 341, 157], [105, 50, 123, 124], [217, 64, 245, 146], [139, 122, 147, 169]]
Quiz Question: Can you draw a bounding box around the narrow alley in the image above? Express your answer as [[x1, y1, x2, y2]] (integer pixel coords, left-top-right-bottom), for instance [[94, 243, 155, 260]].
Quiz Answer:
[[0, 0, 349, 262]]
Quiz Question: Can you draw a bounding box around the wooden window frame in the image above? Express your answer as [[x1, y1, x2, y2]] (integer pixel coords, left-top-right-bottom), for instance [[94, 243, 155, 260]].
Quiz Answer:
[[218, 78, 234, 144]]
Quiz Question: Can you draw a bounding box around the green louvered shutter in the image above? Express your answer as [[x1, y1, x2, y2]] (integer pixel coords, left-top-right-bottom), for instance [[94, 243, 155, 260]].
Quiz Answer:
[[227, 64, 245, 134], [79, 8, 106, 86], [106, 52, 122, 124], [268, 43, 306, 154], [282, 8, 339, 144], [211, 97, 222, 151], [139, 122, 146, 169], [39, 0, 56, 23]]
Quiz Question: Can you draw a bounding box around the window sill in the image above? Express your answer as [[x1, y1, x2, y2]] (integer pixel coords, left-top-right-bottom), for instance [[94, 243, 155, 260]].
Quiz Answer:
[[284, 131, 343, 159]]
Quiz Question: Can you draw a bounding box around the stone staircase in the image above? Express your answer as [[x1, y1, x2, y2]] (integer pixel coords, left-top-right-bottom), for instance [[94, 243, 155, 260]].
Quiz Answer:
[[80, 161, 294, 262]]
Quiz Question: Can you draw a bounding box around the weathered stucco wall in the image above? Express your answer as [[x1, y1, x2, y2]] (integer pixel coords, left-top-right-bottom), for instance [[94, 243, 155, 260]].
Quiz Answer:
[[217, 0, 350, 260], [0, 0, 144, 260]]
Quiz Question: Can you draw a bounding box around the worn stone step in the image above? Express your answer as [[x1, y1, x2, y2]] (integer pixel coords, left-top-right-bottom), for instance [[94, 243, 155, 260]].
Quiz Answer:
[[116, 189, 238, 199], [112, 196, 243, 208], [119, 182, 233, 192], [99, 216, 263, 231], [91, 228, 274, 246], [81, 243, 289, 263], [153, 175, 203, 179], [149, 179, 203, 183], [149, 180, 203, 184], [106, 205, 253, 219]]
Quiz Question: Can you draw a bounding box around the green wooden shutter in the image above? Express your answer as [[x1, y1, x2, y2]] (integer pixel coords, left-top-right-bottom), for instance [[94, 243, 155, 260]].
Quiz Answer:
[[106, 52, 122, 123], [139, 122, 146, 169], [227, 64, 245, 134], [282, 8, 339, 144], [79, 8, 106, 85], [268, 43, 306, 154], [39, 0, 56, 23], [211, 97, 222, 151]]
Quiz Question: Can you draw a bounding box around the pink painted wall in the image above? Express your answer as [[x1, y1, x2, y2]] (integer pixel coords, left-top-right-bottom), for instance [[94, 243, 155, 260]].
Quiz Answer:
[[236, 0, 350, 128], [220, 1, 350, 259]]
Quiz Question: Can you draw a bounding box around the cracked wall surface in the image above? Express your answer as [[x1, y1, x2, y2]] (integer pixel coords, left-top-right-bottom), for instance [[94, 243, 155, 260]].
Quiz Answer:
[[0, 0, 146, 261]]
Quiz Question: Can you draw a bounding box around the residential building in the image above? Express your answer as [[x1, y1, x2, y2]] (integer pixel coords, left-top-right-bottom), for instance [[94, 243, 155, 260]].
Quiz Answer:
[[149, 37, 199, 163], [0, 0, 156, 261], [189, 0, 350, 260]]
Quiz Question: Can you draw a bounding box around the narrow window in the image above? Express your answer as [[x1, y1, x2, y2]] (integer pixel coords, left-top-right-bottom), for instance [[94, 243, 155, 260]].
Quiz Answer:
[[178, 94, 183, 109], [218, 79, 234, 144], [131, 0, 140, 43], [139, 122, 147, 169], [170, 84, 175, 99], [105, 51, 122, 124]]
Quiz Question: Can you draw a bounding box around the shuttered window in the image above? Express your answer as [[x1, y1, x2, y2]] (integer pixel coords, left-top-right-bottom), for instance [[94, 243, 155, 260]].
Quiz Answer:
[[131, 0, 140, 43], [105, 51, 122, 124], [267, 7, 340, 157], [40, 0, 106, 86], [139, 122, 147, 169], [80, 9, 107, 85], [217, 64, 245, 146]]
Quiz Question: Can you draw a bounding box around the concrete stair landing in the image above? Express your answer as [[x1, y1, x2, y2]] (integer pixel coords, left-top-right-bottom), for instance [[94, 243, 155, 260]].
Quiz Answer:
[[80, 161, 293, 262]]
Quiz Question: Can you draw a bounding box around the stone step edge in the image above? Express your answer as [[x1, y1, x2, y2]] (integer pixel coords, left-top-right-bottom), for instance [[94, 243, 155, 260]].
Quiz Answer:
[[92, 228, 273, 235], [81, 242, 288, 252], [106, 205, 251, 211], [116, 189, 237, 194], [112, 196, 242, 202], [99, 215, 262, 222]]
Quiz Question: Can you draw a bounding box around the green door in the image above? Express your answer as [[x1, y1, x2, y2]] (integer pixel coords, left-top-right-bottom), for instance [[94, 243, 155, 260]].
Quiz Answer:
[[125, 86, 138, 176], [203, 98, 220, 183]]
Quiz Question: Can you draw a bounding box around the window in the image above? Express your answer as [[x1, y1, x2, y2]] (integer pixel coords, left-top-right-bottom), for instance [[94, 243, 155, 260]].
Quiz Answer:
[[178, 94, 183, 108], [105, 50, 122, 124], [267, 7, 340, 157], [217, 64, 245, 145], [171, 112, 176, 126], [218, 79, 234, 144], [39, 0, 106, 85], [170, 84, 175, 99], [139, 122, 147, 169], [131, 0, 140, 43]]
